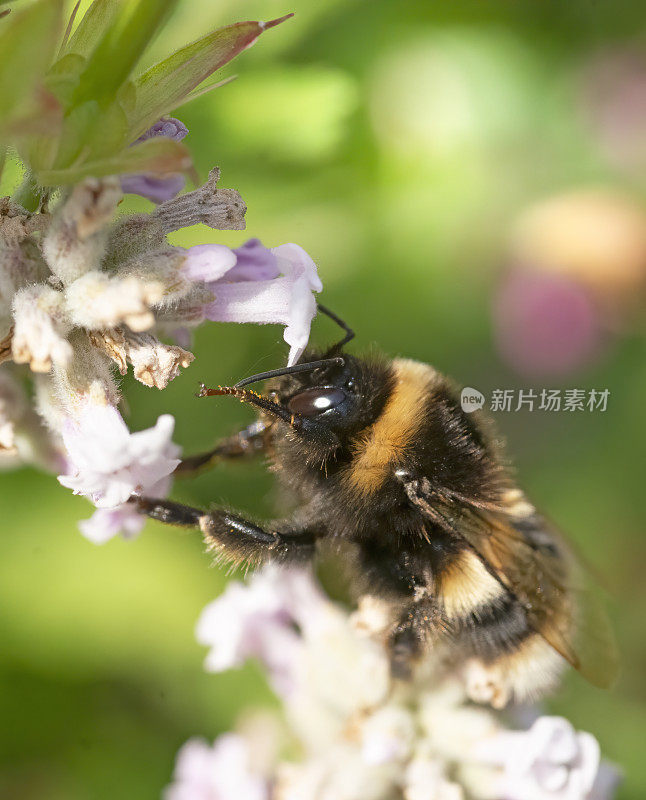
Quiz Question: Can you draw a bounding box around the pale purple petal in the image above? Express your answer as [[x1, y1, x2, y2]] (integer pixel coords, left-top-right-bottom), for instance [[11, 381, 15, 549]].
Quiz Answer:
[[169, 327, 193, 349], [196, 565, 325, 697], [203, 277, 294, 324], [283, 273, 318, 366], [474, 716, 602, 800], [165, 735, 268, 800], [227, 238, 281, 282], [181, 244, 237, 283], [203, 242, 322, 366], [121, 117, 189, 203], [120, 174, 186, 204], [270, 244, 322, 365], [135, 117, 189, 144], [58, 403, 180, 511], [78, 506, 145, 545], [493, 269, 603, 377], [272, 243, 323, 293]]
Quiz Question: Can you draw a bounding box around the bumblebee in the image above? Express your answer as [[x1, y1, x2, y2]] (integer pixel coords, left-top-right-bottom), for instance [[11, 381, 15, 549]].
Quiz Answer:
[[133, 306, 617, 707]]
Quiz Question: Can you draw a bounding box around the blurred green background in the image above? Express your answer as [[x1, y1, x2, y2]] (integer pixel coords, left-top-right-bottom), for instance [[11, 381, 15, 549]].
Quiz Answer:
[[2, 0, 646, 797]]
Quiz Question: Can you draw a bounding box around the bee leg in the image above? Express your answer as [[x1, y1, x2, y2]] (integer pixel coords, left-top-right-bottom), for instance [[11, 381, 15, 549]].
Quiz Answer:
[[132, 497, 317, 565], [389, 621, 422, 679], [388, 600, 438, 680], [173, 421, 269, 477]]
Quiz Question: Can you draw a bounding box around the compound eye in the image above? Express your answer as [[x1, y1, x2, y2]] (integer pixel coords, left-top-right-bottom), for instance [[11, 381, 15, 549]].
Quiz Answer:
[[287, 387, 347, 417]]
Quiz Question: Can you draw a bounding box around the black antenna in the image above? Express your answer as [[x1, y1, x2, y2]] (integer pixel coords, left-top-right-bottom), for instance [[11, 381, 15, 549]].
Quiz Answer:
[[317, 303, 355, 350], [233, 305, 353, 388], [235, 357, 345, 389]]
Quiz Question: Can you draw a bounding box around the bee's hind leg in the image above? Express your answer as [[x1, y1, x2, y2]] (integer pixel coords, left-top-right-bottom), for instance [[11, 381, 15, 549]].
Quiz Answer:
[[387, 600, 438, 680], [131, 496, 318, 566], [173, 421, 269, 477]]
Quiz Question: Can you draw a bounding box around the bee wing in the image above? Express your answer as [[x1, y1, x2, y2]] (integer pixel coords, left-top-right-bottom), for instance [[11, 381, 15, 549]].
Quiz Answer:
[[465, 508, 618, 689], [406, 480, 618, 689]]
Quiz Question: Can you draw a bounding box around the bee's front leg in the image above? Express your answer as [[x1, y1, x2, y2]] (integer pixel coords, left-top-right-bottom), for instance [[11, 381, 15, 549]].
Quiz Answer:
[[131, 496, 318, 566]]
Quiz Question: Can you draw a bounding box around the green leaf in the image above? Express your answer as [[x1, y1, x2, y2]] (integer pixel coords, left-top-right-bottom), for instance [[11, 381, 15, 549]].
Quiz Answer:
[[129, 14, 293, 135], [44, 53, 85, 107], [36, 136, 192, 186], [0, 0, 63, 134], [168, 74, 237, 113], [61, 0, 119, 59], [43, 100, 98, 174], [72, 0, 179, 108]]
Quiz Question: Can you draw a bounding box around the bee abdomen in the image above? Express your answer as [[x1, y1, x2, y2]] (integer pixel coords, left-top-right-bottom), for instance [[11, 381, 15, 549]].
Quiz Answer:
[[439, 549, 532, 661], [450, 594, 532, 662]]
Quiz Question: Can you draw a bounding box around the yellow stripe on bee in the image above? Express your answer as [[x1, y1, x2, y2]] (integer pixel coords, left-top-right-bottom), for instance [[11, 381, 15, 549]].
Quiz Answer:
[[440, 549, 505, 620], [346, 359, 435, 496]]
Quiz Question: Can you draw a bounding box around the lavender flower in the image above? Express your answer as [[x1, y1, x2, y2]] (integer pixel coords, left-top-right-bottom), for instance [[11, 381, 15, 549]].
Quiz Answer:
[[173, 566, 621, 800], [164, 734, 268, 800], [474, 716, 610, 800], [58, 405, 179, 507], [57, 404, 180, 543], [196, 565, 325, 697], [197, 240, 323, 366], [121, 117, 190, 204], [1, 165, 321, 539]]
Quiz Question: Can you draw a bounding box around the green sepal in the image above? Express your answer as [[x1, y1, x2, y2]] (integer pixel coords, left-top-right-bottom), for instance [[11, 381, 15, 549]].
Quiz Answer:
[[36, 136, 193, 186], [61, 0, 119, 59], [44, 53, 85, 107], [0, 0, 63, 136], [129, 15, 292, 136], [71, 0, 179, 109]]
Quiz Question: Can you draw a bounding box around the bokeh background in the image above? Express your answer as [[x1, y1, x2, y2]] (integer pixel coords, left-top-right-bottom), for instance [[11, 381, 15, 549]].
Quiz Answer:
[[1, 0, 646, 797]]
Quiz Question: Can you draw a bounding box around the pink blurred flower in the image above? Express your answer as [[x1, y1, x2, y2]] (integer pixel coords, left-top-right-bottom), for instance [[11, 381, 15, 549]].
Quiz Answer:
[[196, 565, 325, 697], [164, 734, 268, 800], [121, 117, 189, 204], [57, 404, 180, 543], [183, 238, 322, 366], [580, 49, 646, 172], [492, 269, 604, 378], [474, 716, 607, 800]]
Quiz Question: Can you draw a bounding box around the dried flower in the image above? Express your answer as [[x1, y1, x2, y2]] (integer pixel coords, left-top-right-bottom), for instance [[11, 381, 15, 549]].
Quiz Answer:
[[0, 369, 26, 454], [11, 284, 73, 372]]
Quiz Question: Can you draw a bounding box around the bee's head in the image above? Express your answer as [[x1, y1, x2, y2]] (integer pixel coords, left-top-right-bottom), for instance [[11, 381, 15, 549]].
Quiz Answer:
[[264, 350, 393, 445], [198, 306, 391, 457]]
